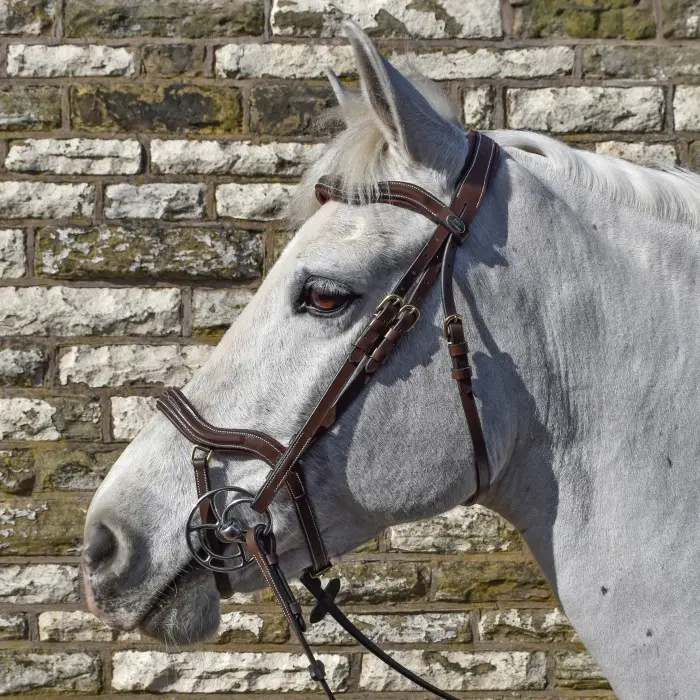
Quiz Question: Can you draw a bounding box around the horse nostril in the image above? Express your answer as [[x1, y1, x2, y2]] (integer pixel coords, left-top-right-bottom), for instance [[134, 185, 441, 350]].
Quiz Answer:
[[83, 523, 118, 572]]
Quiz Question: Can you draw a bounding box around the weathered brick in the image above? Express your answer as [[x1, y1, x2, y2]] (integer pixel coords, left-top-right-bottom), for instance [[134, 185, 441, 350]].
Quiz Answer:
[[0, 613, 27, 640], [217, 611, 289, 644], [0, 397, 100, 440], [583, 45, 700, 80], [389, 505, 521, 553], [554, 651, 610, 689], [463, 87, 496, 130], [7, 44, 134, 77], [511, 0, 655, 39], [0, 229, 25, 278], [0, 347, 48, 387], [39, 610, 138, 642], [111, 396, 158, 441], [0, 449, 35, 494], [250, 83, 335, 137], [111, 650, 349, 692], [434, 560, 551, 603], [71, 84, 243, 134], [662, 0, 700, 37], [59, 344, 212, 387], [151, 139, 324, 176], [0, 182, 94, 219], [307, 612, 472, 645], [594, 141, 677, 165], [65, 0, 263, 37], [0, 496, 90, 555], [507, 87, 665, 133], [360, 650, 547, 691], [0, 564, 79, 603], [37, 224, 262, 281], [271, 0, 502, 38], [105, 183, 205, 220], [479, 608, 579, 643], [674, 87, 700, 131], [6, 138, 141, 175], [0, 287, 180, 336], [217, 183, 294, 220], [192, 288, 256, 332], [141, 44, 206, 77], [0, 651, 102, 695], [41, 446, 122, 491], [0, 86, 61, 131], [0, 0, 53, 34]]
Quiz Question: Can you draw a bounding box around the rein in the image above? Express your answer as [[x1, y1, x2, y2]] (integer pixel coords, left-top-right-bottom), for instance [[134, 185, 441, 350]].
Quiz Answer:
[[156, 130, 500, 698]]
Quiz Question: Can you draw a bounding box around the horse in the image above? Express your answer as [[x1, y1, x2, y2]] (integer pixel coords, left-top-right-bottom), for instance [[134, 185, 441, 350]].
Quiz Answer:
[[82, 22, 700, 699]]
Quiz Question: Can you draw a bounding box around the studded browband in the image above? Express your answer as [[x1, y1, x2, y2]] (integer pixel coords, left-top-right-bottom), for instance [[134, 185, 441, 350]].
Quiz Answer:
[[156, 131, 500, 698]]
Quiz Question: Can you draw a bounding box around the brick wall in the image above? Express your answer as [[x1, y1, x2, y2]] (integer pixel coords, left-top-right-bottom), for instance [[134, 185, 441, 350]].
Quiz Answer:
[[0, 0, 698, 695]]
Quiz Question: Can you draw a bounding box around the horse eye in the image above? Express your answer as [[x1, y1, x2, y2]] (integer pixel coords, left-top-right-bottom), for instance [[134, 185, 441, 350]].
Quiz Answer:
[[302, 283, 354, 315]]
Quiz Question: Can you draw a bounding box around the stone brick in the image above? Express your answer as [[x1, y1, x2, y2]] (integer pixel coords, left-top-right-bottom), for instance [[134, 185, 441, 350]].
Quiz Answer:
[[0, 287, 180, 336], [662, 0, 700, 37], [0, 0, 53, 34], [554, 651, 610, 689], [65, 0, 263, 37], [691, 142, 700, 171], [360, 650, 547, 691], [151, 139, 324, 176], [463, 87, 495, 130], [271, 0, 502, 38], [0, 651, 102, 695], [141, 44, 206, 77], [594, 141, 677, 166], [479, 608, 579, 643], [41, 446, 122, 491], [111, 650, 349, 692], [0, 229, 25, 278], [111, 396, 158, 440], [0, 85, 61, 131], [192, 288, 256, 332], [250, 84, 335, 137], [583, 45, 700, 80], [0, 613, 27, 640], [7, 44, 134, 77], [0, 182, 94, 219], [217, 611, 289, 644], [0, 450, 35, 494], [0, 397, 101, 440], [39, 610, 137, 642], [434, 559, 551, 603], [307, 612, 472, 645], [6, 139, 141, 175], [0, 564, 79, 603], [0, 496, 90, 555], [59, 344, 212, 387], [674, 87, 700, 131], [0, 347, 48, 386], [511, 0, 655, 39], [105, 183, 205, 220], [389, 505, 521, 553], [36, 225, 262, 282], [507, 87, 664, 133], [217, 183, 294, 220], [71, 84, 243, 134]]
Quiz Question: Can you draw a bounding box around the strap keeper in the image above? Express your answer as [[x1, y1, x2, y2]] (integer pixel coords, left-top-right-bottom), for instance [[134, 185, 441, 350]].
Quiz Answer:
[[452, 367, 472, 381], [308, 660, 326, 681], [448, 342, 468, 357]]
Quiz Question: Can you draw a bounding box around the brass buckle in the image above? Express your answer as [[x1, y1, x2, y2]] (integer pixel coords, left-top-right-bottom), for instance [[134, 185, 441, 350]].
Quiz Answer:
[[399, 304, 420, 331], [376, 294, 403, 313], [443, 314, 463, 340], [191, 445, 213, 466]]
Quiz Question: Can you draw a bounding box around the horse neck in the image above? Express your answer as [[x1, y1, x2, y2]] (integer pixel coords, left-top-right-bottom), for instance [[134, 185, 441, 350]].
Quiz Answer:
[[465, 151, 700, 698]]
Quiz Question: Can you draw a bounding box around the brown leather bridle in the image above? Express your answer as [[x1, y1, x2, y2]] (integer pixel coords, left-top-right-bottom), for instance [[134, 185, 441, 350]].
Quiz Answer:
[[156, 131, 500, 699]]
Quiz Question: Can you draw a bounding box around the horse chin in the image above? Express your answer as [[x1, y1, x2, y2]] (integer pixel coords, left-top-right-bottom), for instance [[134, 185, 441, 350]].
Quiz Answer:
[[138, 565, 221, 644]]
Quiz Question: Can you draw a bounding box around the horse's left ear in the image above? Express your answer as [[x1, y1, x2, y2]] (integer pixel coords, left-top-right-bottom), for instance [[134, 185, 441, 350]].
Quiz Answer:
[[342, 21, 467, 171]]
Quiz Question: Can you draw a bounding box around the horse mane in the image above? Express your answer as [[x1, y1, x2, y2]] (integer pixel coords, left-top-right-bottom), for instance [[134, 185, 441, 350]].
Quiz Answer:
[[287, 74, 700, 231]]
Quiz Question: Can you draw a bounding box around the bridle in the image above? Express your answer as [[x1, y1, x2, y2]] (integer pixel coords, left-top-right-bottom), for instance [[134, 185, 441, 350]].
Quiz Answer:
[[156, 131, 500, 699]]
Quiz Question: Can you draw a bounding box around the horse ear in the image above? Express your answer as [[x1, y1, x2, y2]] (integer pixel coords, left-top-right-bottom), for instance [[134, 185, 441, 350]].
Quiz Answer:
[[325, 67, 351, 109], [342, 21, 466, 171]]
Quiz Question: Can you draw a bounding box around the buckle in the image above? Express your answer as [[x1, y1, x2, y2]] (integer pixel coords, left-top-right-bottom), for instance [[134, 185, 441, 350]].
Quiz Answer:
[[399, 304, 420, 331], [443, 314, 463, 340], [376, 294, 403, 313], [191, 445, 212, 465]]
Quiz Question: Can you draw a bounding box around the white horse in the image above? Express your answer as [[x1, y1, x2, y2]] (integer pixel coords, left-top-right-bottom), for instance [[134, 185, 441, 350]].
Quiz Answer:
[[83, 23, 700, 699]]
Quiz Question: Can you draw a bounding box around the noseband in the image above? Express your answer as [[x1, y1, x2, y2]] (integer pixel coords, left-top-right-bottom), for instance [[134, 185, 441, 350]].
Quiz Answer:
[[156, 131, 500, 699]]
